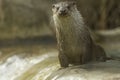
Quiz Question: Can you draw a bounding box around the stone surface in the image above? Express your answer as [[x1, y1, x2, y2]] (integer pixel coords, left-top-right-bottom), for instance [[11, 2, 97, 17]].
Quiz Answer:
[[47, 60, 120, 80]]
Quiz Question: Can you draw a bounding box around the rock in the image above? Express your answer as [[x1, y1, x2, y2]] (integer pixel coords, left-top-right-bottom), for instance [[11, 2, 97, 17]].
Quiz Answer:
[[47, 60, 120, 80]]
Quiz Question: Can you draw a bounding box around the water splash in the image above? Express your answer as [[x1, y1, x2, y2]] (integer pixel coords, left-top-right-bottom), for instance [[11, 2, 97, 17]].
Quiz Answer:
[[0, 50, 59, 80]]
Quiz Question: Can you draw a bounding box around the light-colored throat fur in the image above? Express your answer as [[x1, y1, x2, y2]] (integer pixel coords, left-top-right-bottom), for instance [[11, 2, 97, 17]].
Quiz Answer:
[[53, 8, 91, 55], [53, 8, 89, 42]]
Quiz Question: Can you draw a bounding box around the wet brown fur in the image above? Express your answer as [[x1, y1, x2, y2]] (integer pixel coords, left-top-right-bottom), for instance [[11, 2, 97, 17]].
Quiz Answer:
[[52, 1, 106, 67]]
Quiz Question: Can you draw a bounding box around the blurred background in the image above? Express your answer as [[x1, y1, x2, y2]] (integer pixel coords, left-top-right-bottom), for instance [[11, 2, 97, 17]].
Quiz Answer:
[[0, 0, 120, 80], [0, 0, 119, 44]]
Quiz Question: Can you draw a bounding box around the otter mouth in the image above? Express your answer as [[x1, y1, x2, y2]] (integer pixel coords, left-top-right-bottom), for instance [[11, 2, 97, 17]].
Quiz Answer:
[[59, 12, 67, 16], [58, 12, 68, 17]]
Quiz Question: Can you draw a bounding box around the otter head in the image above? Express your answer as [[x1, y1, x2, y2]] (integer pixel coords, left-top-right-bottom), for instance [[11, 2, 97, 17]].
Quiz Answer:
[[52, 1, 76, 17]]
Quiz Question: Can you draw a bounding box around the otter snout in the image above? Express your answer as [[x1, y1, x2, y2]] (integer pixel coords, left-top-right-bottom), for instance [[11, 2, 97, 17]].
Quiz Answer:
[[59, 9, 67, 16], [58, 8, 68, 16]]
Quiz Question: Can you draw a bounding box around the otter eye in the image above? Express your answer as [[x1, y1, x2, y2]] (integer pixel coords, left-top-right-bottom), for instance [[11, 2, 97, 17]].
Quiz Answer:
[[52, 4, 55, 8], [67, 6, 70, 9], [56, 7, 59, 11]]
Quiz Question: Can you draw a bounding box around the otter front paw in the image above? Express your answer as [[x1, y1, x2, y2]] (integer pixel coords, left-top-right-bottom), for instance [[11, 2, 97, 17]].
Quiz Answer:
[[58, 53, 69, 67]]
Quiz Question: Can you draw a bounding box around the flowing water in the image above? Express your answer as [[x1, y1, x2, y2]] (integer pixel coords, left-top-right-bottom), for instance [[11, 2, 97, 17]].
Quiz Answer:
[[0, 44, 60, 80]]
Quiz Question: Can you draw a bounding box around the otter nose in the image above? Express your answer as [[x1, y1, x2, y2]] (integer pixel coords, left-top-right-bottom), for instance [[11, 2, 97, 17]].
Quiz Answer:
[[60, 9, 66, 13], [59, 9, 67, 16]]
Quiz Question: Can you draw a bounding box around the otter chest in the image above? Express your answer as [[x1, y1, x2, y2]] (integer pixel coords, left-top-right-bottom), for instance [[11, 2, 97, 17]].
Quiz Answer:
[[58, 21, 81, 56]]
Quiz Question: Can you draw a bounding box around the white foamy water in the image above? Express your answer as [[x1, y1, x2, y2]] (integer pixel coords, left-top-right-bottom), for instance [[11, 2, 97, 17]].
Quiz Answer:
[[0, 51, 58, 80]]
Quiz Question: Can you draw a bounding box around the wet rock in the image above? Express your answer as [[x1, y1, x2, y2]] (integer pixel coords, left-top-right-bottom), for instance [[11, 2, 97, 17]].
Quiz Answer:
[[47, 60, 120, 80]]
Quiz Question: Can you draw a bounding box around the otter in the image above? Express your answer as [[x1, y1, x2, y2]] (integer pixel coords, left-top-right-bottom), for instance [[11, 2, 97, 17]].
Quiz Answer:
[[52, 1, 106, 67]]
